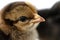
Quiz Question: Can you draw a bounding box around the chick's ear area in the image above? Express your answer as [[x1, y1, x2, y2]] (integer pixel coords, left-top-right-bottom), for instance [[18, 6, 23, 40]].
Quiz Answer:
[[0, 11, 9, 35]]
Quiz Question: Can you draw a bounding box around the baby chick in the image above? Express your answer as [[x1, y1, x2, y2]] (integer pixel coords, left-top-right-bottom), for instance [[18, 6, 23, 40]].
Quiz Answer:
[[0, 2, 45, 40]]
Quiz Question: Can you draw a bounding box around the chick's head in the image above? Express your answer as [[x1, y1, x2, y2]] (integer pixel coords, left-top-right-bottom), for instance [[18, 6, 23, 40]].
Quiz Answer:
[[1, 2, 45, 32]]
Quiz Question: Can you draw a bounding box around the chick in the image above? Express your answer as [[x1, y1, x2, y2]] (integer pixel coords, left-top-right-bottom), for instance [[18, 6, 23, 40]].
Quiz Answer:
[[0, 2, 45, 40]]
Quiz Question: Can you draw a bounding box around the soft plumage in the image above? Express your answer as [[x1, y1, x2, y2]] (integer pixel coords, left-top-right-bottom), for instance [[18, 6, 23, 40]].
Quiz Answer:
[[0, 2, 45, 40]]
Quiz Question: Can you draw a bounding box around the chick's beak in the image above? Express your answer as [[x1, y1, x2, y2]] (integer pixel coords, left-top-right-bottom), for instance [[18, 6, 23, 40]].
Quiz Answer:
[[32, 14, 45, 23], [35, 16, 45, 23]]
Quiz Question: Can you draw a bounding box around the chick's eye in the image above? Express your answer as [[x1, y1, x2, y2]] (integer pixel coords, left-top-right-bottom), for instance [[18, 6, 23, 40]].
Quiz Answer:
[[19, 16, 28, 22]]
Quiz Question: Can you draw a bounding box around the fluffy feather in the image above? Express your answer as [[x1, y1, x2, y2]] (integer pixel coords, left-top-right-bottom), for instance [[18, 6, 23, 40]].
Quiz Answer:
[[0, 2, 45, 40]]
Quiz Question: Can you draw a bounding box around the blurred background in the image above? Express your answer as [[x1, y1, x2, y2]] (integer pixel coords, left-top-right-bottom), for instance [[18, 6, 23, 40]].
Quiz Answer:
[[0, 0, 59, 10]]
